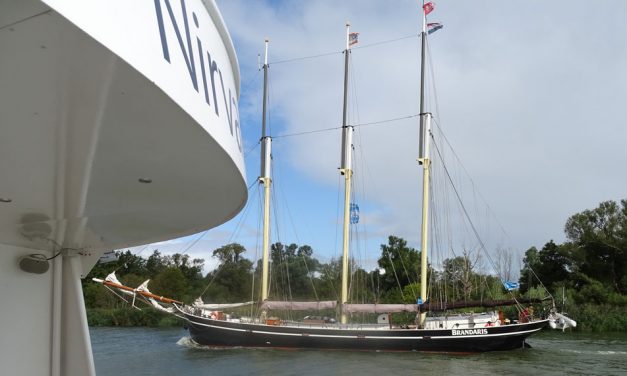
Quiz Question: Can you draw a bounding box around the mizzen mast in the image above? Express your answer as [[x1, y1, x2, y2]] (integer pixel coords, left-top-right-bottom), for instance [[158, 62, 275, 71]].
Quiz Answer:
[[418, 1, 433, 328], [340, 22, 355, 325], [260, 39, 272, 303]]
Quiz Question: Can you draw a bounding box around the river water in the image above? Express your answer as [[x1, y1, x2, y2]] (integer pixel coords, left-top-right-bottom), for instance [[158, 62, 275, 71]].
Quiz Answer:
[[90, 327, 626, 375]]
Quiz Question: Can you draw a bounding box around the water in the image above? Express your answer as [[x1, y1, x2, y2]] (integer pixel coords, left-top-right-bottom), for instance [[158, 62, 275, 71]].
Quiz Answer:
[[90, 327, 627, 376]]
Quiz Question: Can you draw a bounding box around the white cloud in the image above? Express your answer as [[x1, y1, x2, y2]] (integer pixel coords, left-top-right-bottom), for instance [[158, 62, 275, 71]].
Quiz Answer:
[[199, 0, 627, 272]]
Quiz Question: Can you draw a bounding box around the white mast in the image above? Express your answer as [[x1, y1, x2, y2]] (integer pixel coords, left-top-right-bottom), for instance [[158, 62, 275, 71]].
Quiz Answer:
[[418, 0, 432, 328], [260, 39, 272, 303], [340, 22, 354, 325]]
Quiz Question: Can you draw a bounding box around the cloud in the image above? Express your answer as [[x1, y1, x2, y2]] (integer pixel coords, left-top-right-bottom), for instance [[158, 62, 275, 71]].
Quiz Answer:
[[202, 0, 627, 271]]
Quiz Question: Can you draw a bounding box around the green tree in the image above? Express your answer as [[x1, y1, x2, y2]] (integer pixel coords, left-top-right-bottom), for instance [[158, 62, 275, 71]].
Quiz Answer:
[[205, 243, 253, 302], [564, 200, 626, 294], [150, 267, 188, 301], [519, 246, 539, 294], [377, 236, 422, 296], [213, 243, 246, 264], [146, 250, 168, 277], [264, 242, 321, 300]]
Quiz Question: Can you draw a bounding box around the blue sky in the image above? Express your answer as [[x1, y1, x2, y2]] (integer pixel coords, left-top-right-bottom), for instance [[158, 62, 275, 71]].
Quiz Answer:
[[131, 0, 627, 276]]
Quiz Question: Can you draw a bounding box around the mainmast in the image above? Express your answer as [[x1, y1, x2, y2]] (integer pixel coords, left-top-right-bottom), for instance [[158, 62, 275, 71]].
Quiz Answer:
[[340, 22, 354, 325], [418, 2, 432, 328], [260, 39, 272, 303]]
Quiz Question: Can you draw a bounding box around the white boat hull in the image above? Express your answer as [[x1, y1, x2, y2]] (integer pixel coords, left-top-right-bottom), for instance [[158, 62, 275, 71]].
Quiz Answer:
[[0, 1, 244, 375]]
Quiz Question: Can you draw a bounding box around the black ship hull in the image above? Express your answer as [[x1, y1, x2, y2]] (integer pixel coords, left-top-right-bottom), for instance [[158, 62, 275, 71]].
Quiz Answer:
[[180, 310, 548, 352]]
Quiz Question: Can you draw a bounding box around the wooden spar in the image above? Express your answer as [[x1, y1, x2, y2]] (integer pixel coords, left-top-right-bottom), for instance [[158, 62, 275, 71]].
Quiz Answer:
[[260, 38, 272, 303], [418, 4, 431, 327], [339, 22, 354, 325], [418, 298, 547, 312], [92, 278, 182, 305]]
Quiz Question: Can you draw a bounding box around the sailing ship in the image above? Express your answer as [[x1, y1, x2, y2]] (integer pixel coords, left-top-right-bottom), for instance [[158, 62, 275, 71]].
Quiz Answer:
[[95, 4, 576, 352]]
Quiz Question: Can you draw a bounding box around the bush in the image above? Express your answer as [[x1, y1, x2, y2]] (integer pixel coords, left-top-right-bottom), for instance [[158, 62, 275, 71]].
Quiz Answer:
[[564, 303, 627, 332]]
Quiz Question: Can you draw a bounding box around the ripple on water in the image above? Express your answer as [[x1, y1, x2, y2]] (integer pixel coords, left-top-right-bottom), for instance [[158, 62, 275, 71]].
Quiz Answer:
[[92, 328, 627, 376]]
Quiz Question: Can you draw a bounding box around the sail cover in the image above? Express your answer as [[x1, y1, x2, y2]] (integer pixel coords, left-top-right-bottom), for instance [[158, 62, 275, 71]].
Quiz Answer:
[[147, 298, 175, 313], [193, 298, 255, 310], [343, 303, 419, 313], [260, 301, 337, 311]]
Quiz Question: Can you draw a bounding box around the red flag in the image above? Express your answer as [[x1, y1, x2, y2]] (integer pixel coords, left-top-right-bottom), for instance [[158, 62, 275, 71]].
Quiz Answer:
[[423, 2, 434, 15]]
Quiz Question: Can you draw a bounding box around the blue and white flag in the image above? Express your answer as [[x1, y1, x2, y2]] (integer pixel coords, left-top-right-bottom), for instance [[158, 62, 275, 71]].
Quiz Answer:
[[350, 203, 360, 224], [502, 281, 520, 291], [427, 22, 443, 35]]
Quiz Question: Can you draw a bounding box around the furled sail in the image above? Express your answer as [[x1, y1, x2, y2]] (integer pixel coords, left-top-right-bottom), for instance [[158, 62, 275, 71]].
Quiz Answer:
[[261, 300, 337, 311], [135, 280, 176, 313], [418, 298, 546, 312], [104, 272, 134, 297], [92, 272, 182, 305], [147, 297, 175, 313], [342, 303, 419, 313], [193, 298, 255, 310]]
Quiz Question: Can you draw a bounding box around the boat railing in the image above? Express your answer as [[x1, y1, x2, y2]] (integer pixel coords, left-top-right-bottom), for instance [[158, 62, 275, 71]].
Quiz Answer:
[[280, 320, 391, 330]]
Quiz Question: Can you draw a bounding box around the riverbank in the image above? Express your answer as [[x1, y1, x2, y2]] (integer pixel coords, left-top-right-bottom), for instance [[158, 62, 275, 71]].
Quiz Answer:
[[564, 303, 626, 332]]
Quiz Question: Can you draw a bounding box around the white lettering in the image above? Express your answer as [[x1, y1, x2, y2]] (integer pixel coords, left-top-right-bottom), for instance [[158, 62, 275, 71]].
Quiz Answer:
[[451, 329, 488, 336]]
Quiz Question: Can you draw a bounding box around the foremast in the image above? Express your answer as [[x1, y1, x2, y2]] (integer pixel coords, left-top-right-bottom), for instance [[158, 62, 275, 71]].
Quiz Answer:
[[418, 1, 433, 328], [340, 22, 355, 325], [260, 39, 272, 304]]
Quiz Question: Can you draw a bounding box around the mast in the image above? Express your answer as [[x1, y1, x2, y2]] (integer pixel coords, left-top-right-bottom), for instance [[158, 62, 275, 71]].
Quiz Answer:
[[418, 1, 432, 328], [260, 39, 272, 303], [340, 22, 354, 325]]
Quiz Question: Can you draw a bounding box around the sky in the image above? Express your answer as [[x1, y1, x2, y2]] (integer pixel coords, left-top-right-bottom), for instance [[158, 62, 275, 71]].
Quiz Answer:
[[130, 0, 627, 276]]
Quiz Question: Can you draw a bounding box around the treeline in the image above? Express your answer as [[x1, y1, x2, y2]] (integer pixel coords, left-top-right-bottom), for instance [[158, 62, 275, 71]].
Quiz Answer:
[[84, 236, 513, 327], [84, 200, 626, 331], [84, 251, 206, 326], [518, 200, 627, 331]]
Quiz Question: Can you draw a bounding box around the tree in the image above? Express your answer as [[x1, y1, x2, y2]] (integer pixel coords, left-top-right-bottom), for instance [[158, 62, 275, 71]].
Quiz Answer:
[[564, 200, 626, 294], [265, 242, 320, 300], [205, 243, 253, 302], [519, 241, 573, 294], [316, 258, 341, 300], [297, 245, 313, 257], [213, 243, 246, 264], [146, 250, 168, 277], [519, 246, 540, 294], [150, 267, 188, 301], [377, 236, 422, 298], [442, 251, 479, 300], [116, 250, 148, 276]]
